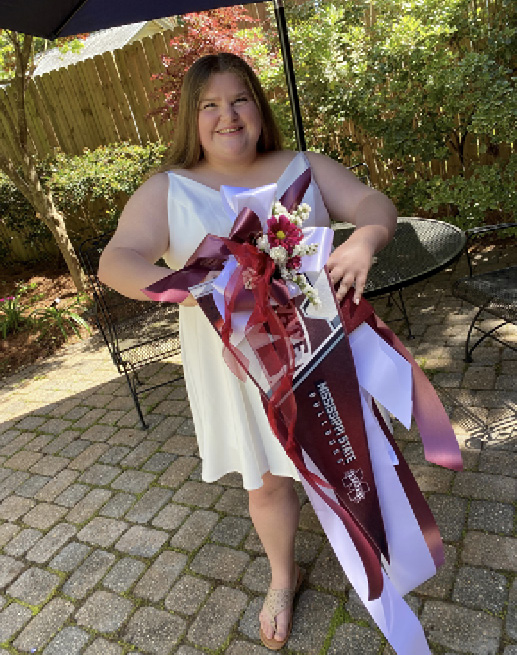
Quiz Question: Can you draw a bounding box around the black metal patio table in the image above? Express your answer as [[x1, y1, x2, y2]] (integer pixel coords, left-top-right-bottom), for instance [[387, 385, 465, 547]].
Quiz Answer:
[[333, 217, 467, 336]]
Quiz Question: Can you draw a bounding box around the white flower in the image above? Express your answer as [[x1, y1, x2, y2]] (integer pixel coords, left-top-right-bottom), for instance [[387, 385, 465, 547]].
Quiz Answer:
[[304, 243, 318, 255], [261, 199, 320, 306], [298, 203, 311, 221], [269, 246, 288, 265], [256, 235, 270, 252], [273, 201, 287, 216]]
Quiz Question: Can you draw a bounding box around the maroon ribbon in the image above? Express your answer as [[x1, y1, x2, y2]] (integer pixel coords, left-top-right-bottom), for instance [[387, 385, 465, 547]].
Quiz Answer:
[[372, 402, 445, 569], [340, 293, 463, 472]]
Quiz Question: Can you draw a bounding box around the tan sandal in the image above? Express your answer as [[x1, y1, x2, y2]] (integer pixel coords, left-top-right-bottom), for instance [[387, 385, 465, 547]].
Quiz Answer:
[[259, 566, 304, 651]]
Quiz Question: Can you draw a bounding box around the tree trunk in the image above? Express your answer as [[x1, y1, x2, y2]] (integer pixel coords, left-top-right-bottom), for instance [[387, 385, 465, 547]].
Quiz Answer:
[[0, 31, 87, 294], [37, 200, 87, 294], [23, 163, 87, 293]]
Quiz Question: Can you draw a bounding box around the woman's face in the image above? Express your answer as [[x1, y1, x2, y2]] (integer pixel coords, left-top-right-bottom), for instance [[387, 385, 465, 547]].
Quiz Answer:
[[197, 71, 262, 166]]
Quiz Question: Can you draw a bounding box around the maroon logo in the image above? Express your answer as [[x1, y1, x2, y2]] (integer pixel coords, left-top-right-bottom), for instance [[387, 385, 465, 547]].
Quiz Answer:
[[343, 468, 370, 503]]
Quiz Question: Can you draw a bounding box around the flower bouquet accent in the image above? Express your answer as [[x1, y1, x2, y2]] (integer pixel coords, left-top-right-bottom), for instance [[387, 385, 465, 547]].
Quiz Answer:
[[255, 202, 320, 306]]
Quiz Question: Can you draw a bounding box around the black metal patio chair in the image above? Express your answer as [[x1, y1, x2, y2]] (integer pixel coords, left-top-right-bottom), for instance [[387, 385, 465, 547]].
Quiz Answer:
[[79, 233, 183, 429], [452, 222, 517, 362]]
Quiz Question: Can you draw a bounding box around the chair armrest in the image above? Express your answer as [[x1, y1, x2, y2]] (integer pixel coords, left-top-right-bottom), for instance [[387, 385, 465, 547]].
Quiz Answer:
[[464, 222, 517, 276], [466, 222, 517, 239]]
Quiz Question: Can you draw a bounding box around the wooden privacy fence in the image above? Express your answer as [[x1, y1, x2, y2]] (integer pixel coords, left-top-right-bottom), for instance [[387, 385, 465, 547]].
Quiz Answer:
[[0, 14, 514, 180], [0, 29, 179, 162], [338, 122, 515, 191]]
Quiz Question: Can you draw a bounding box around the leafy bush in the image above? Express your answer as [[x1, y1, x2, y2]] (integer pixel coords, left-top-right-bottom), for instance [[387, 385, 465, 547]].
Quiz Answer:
[[247, 0, 516, 227], [0, 179, 51, 255], [0, 279, 91, 342], [421, 157, 517, 230], [387, 154, 516, 229], [0, 282, 40, 339], [246, 2, 359, 159], [46, 142, 167, 235], [30, 296, 91, 341], [0, 142, 167, 262]]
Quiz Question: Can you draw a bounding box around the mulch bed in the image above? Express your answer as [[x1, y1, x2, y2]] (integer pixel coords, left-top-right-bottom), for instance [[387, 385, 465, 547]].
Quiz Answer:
[[0, 262, 94, 379]]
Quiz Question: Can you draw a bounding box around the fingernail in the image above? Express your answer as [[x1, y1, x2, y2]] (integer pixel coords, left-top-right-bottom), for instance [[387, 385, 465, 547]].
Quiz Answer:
[[354, 297, 360, 305]]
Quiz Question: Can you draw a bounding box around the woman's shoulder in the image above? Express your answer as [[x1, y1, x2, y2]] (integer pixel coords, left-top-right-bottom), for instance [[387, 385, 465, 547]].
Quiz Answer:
[[126, 172, 170, 205], [257, 149, 302, 177], [302, 151, 362, 183], [266, 149, 340, 173], [303, 150, 335, 168], [142, 170, 170, 184]]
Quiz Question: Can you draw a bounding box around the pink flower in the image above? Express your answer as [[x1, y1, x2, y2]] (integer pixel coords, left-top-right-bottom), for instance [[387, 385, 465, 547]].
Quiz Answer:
[[286, 255, 302, 270], [267, 215, 302, 254]]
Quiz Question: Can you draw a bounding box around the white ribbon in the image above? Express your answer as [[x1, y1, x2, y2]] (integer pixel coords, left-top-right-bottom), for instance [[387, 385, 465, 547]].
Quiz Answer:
[[301, 443, 433, 655], [349, 322, 413, 429], [220, 183, 277, 231], [296, 326, 437, 654]]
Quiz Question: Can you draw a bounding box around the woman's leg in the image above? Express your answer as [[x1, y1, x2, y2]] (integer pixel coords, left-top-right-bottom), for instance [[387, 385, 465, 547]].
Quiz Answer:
[[248, 471, 301, 643]]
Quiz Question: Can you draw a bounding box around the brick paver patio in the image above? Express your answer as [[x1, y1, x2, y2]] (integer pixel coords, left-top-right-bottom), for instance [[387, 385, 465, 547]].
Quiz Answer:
[[0, 254, 515, 654]]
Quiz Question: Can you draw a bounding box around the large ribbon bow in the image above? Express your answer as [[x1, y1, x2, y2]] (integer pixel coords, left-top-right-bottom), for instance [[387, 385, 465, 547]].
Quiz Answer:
[[212, 181, 333, 349]]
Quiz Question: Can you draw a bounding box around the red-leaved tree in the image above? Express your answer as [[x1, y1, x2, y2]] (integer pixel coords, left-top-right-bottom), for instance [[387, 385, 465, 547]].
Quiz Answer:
[[151, 7, 260, 125]]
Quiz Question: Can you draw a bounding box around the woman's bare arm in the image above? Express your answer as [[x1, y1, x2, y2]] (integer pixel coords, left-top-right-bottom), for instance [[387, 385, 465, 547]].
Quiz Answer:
[[305, 152, 397, 303], [98, 173, 195, 305]]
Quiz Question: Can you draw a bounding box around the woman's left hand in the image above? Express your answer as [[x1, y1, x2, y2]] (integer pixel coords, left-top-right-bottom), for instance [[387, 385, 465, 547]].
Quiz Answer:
[[327, 236, 376, 304]]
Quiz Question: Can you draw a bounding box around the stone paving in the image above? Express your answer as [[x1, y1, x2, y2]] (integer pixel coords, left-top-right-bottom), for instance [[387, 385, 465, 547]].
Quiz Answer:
[[0, 253, 515, 655]]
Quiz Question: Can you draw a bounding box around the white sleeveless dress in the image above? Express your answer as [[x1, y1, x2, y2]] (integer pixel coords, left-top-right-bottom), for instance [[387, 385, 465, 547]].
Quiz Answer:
[[163, 152, 331, 490]]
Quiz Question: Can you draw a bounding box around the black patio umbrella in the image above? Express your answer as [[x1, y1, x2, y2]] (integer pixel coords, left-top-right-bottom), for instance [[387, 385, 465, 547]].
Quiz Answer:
[[0, 0, 306, 149]]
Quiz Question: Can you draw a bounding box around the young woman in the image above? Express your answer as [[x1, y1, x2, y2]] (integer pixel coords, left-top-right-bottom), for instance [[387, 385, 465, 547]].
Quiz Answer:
[[98, 52, 397, 650]]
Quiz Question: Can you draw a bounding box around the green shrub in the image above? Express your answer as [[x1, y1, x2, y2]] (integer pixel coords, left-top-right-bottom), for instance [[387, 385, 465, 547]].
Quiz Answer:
[[0, 142, 167, 263], [387, 154, 516, 229], [30, 296, 91, 341], [248, 0, 516, 227], [46, 142, 167, 236], [0, 282, 40, 339]]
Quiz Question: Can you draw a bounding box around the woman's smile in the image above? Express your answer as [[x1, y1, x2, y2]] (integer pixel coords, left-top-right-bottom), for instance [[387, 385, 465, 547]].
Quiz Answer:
[[217, 126, 243, 133]]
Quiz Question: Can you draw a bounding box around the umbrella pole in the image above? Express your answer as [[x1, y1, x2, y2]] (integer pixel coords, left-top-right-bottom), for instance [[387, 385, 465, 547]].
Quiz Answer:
[[273, 0, 306, 151]]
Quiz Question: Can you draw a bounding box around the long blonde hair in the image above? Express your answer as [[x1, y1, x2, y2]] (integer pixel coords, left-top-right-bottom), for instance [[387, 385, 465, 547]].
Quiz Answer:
[[161, 53, 282, 170]]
